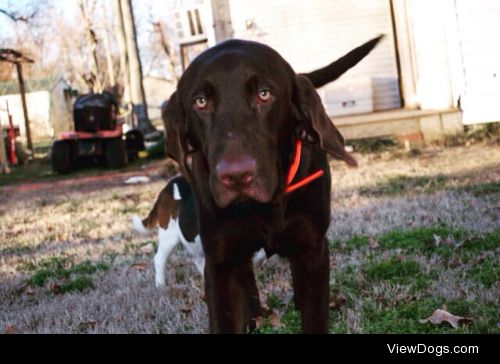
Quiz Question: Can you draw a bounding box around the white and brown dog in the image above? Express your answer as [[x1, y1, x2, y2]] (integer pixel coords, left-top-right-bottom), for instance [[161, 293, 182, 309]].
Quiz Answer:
[[132, 175, 265, 287]]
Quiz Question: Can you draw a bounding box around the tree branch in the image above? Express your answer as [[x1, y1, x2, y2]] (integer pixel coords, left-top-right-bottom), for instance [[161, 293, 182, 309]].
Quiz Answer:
[[0, 8, 37, 23]]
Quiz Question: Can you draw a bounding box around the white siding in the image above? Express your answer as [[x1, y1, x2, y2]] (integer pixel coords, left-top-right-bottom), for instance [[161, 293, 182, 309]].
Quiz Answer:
[[228, 0, 401, 116], [0, 91, 52, 142], [455, 0, 500, 124]]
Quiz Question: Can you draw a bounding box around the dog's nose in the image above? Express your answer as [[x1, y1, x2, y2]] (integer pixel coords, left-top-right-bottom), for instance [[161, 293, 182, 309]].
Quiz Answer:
[[216, 157, 257, 188]]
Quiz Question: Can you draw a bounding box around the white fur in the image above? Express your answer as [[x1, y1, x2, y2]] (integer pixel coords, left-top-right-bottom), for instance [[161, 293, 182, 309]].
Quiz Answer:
[[154, 220, 181, 287], [132, 215, 149, 235], [173, 183, 182, 201], [179, 233, 205, 275], [132, 214, 266, 287], [252, 248, 266, 266]]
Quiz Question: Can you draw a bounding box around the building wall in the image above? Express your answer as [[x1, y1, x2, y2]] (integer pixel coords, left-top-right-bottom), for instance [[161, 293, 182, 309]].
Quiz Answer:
[[143, 76, 176, 121], [393, 0, 500, 124], [50, 80, 74, 137], [392, 0, 458, 110], [454, 0, 500, 124], [225, 0, 402, 117], [0, 91, 52, 142], [188, 0, 499, 135]]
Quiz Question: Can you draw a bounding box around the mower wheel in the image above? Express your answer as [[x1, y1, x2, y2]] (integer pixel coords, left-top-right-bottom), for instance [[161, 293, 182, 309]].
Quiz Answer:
[[125, 129, 145, 161], [105, 137, 128, 168], [52, 140, 73, 174]]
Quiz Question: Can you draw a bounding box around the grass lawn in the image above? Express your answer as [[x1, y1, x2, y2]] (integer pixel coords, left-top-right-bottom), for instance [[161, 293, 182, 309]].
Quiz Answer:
[[0, 141, 498, 333], [256, 226, 498, 333]]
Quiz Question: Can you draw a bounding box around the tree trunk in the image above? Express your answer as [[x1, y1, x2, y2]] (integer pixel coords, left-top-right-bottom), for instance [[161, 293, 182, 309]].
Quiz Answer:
[[77, 0, 103, 93], [15, 62, 33, 154], [101, 2, 116, 88], [119, 0, 155, 134], [113, 0, 131, 105], [153, 21, 178, 83]]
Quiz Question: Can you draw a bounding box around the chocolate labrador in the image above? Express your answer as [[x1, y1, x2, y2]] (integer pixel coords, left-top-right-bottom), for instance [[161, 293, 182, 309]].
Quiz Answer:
[[162, 35, 382, 333]]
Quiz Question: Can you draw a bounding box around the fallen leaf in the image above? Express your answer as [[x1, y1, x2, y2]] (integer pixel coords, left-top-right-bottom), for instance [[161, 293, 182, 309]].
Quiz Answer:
[[259, 291, 268, 305], [179, 304, 192, 314], [268, 312, 282, 329], [443, 235, 458, 247], [49, 283, 62, 294], [419, 309, 473, 328], [261, 306, 273, 318], [329, 293, 347, 310], [78, 321, 97, 331], [448, 258, 461, 268], [253, 310, 282, 330], [270, 279, 291, 290], [329, 256, 337, 267], [433, 234, 442, 246], [3, 325, 16, 334], [139, 244, 154, 254], [189, 277, 204, 296], [381, 250, 391, 260], [254, 316, 265, 330], [395, 293, 416, 304], [356, 271, 366, 283], [367, 236, 380, 249], [130, 262, 148, 271], [394, 254, 406, 262]]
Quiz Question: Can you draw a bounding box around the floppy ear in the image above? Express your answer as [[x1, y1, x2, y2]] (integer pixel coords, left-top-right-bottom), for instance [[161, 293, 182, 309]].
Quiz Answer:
[[294, 75, 357, 167], [162, 91, 184, 163]]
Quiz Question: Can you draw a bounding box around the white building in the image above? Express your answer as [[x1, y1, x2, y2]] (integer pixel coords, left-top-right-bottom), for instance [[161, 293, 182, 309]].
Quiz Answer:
[[172, 0, 500, 141], [0, 78, 74, 143]]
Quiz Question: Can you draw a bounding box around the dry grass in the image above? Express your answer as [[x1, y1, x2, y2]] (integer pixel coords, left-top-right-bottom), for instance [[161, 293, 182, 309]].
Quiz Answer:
[[0, 142, 498, 333]]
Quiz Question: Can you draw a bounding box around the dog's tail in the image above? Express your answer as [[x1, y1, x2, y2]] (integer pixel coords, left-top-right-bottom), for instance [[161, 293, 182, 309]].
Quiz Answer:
[[132, 215, 152, 235], [303, 34, 385, 88], [131, 193, 163, 235]]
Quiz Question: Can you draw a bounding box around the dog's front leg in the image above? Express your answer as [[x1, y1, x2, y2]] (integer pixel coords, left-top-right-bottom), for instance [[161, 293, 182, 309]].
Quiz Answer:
[[204, 258, 262, 333], [289, 237, 330, 334]]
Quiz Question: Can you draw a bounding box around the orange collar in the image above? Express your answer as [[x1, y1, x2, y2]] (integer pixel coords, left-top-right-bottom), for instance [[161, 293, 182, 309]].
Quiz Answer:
[[284, 139, 324, 194]]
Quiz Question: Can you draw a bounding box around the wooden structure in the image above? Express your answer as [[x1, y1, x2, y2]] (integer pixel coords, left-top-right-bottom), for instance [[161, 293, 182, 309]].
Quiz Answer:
[[0, 49, 34, 154]]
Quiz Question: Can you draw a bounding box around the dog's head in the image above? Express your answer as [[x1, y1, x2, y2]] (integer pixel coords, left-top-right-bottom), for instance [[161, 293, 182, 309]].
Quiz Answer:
[[164, 39, 370, 208]]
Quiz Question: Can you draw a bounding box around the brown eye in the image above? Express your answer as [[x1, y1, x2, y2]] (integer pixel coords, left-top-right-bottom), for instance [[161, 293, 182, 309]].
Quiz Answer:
[[258, 89, 271, 102], [194, 96, 207, 109]]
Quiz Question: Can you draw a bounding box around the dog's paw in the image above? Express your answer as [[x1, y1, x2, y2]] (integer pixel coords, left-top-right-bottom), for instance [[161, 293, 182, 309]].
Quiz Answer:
[[155, 279, 166, 288]]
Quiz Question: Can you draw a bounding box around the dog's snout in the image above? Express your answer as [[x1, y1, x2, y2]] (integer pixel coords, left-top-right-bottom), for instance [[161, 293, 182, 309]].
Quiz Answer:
[[216, 157, 257, 188]]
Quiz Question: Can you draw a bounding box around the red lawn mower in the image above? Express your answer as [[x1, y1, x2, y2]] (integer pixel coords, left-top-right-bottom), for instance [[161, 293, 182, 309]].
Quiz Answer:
[[51, 91, 144, 174]]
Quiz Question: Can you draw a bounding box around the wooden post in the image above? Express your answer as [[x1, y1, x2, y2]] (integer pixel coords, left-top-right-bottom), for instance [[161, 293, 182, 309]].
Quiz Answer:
[[211, 0, 234, 42], [15, 61, 33, 154]]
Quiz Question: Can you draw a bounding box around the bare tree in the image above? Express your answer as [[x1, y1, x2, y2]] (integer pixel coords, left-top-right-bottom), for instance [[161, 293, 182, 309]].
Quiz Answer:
[[152, 21, 179, 83], [100, 2, 116, 88], [113, 0, 131, 105], [2, 0, 155, 133], [77, 0, 103, 93], [0, 8, 37, 23], [116, 0, 155, 133]]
